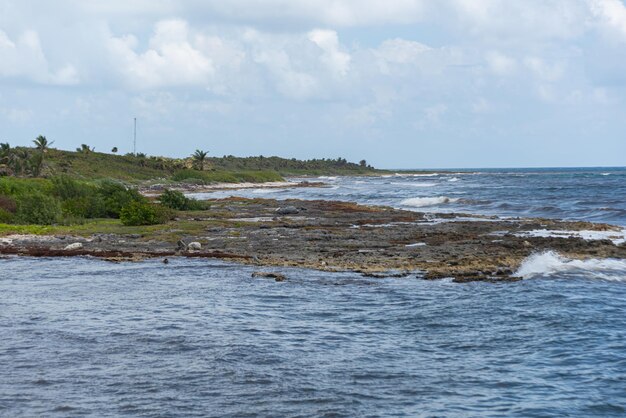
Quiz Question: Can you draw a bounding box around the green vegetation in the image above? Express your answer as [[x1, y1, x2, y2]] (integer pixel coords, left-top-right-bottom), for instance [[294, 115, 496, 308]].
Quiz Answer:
[[0, 136, 389, 231], [158, 189, 207, 211], [192, 149, 209, 171], [0, 176, 157, 226], [120, 201, 172, 226], [2, 138, 383, 183], [171, 169, 283, 184]]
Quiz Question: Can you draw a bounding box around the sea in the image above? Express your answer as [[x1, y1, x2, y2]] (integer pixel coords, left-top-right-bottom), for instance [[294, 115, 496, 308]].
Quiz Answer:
[[1, 167, 626, 417]]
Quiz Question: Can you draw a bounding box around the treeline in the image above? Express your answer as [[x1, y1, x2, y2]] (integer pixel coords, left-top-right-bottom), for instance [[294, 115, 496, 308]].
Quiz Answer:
[[207, 155, 373, 174]]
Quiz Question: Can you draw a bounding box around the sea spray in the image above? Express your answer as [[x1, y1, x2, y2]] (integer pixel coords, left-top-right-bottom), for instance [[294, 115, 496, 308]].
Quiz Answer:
[[515, 251, 626, 281], [401, 196, 459, 207]]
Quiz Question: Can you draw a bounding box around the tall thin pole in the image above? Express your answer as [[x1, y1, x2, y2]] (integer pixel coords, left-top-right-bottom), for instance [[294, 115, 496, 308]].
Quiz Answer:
[[133, 117, 137, 155]]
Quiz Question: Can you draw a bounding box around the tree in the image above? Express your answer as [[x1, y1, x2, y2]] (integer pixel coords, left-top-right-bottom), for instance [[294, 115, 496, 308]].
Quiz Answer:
[[33, 135, 53, 152], [192, 149, 208, 170], [77, 144, 94, 154], [32, 135, 53, 177], [111, 147, 118, 153], [359, 159, 367, 167]]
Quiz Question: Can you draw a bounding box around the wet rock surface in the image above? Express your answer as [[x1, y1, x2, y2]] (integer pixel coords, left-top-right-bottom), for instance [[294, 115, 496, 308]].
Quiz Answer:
[[1, 197, 624, 282]]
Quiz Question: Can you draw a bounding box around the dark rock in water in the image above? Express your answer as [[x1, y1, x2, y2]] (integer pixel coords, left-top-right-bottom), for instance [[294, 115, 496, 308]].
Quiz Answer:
[[276, 206, 299, 215], [252, 272, 287, 282], [163, 258, 169, 264], [361, 271, 412, 278]]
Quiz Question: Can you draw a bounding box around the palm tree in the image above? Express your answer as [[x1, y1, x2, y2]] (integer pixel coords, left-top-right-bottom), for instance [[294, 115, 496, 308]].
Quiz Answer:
[[32, 135, 53, 177], [192, 149, 208, 171], [33, 135, 53, 152]]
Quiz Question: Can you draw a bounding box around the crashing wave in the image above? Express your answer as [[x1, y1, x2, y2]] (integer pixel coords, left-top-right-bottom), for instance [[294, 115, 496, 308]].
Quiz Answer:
[[515, 251, 626, 281], [515, 228, 626, 245], [401, 196, 459, 207]]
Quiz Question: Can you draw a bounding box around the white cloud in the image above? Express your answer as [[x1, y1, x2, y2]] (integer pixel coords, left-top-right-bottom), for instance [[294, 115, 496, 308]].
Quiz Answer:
[[0, 29, 79, 85], [107, 20, 214, 88], [485, 51, 516, 75], [308, 29, 351, 77], [589, 0, 626, 40], [524, 57, 564, 81]]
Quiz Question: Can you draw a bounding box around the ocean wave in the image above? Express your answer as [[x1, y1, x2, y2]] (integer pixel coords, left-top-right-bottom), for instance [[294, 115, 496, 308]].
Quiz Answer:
[[515, 228, 626, 245], [516, 251, 626, 281], [448, 177, 460, 182], [251, 188, 279, 194], [401, 196, 459, 207], [392, 182, 437, 187]]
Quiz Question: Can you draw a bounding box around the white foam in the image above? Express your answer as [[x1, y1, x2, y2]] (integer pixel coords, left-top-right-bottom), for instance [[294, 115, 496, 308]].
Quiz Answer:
[[515, 229, 626, 245], [401, 196, 459, 207], [391, 182, 437, 187], [448, 177, 460, 182], [405, 242, 427, 247], [515, 251, 626, 281], [251, 188, 279, 194]]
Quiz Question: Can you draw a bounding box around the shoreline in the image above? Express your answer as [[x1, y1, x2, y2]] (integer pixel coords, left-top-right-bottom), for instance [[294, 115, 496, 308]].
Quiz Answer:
[[140, 180, 328, 196], [1, 197, 624, 282]]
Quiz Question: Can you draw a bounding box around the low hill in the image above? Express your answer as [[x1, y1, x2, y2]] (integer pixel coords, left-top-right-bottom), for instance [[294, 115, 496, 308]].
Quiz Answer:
[[1, 147, 381, 183]]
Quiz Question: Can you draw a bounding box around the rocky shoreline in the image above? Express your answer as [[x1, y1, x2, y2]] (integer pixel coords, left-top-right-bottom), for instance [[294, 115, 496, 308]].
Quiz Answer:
[[1, 197, 625, 282]]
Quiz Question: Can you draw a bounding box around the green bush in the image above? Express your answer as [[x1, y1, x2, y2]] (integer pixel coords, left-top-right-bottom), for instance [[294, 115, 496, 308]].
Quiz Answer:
[[61, 196, 107, 218], [97, 181, 146, 218], [119, 201, 172, 226], [51, 175, 91, 200], [15, 192, 62, 225], [0, 208, 14, 223], [0, 195, 17, 213], [158, 189, 206, 211], [0, 177, 52, 196]]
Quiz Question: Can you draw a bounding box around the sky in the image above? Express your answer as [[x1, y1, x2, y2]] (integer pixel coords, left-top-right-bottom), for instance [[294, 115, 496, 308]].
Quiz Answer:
[[1, 0, 625, 168]]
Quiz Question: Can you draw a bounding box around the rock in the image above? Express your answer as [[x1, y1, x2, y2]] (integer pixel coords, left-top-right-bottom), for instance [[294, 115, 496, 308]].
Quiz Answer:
[[163, 258, 169, 264], [64, 243, 83, 251], [187, 242, 202, 251], [252, 272, 287, 282], [275, 206, 299, 215]]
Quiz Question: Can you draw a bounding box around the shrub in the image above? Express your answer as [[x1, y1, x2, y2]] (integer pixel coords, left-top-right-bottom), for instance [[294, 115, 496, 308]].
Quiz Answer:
[[0, 195, 17, 213], [0, 208, 14, 223], [51, 175, 90, 200], [158, 189, 206, 211], [97, 181, 145, 218], [15, 192, 62, 225], [61, 196, 107, 218], [120, 201, 172, 226]]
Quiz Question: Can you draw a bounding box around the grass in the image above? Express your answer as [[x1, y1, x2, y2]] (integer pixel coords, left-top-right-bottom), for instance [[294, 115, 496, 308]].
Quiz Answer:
[[171, 169, 284, 184]]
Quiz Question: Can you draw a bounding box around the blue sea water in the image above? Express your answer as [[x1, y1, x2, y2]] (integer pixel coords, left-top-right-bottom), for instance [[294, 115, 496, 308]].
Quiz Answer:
[[1, 167, 626, 417], [195, 166, 626, 227]]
